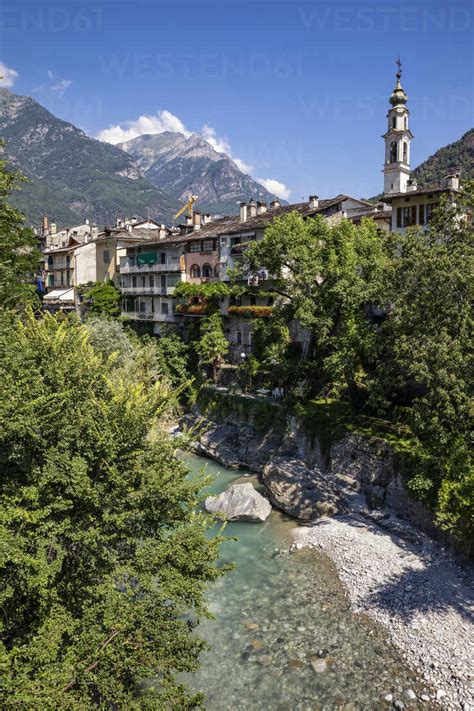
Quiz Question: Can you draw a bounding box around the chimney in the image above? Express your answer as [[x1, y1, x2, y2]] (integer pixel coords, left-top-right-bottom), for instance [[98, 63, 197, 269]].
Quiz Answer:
[[127, 224, 133, 232], [42, 215, 49, 232], [257, 201, 267, 215], [203, 213, 212, 224], [445, 173, 460, 190], [407, 178, 418, 193], [248, 199, 257, 218], [85, 218, 90, 225], [240, 202, 248, 222], [270, 199, 281, 209], [50, 222, 57, 235], [193, 210, 201, 230], [159, 224, 167, 239], [309, 195, 319, 209], [92, 226, 99, 239], [186, 215, 193, 226]]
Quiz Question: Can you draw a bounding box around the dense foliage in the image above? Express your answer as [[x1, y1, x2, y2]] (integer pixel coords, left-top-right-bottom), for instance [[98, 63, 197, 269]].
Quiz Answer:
[[412, 128, 474, 188], [0, 311, 224, 708], [0, 139, 41, 311], [234, 198, 473, 552], [195, 313, 229, 382], [371, 191, 473, 549], [79, 281, 121, 317], [237, 212, 388, 401]]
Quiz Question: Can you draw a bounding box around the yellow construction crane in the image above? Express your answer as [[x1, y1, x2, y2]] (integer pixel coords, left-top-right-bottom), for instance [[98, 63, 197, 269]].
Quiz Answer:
[[174, 194, 198, 221]]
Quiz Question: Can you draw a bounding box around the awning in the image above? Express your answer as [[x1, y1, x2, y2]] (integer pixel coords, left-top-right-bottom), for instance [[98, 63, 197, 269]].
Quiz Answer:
[[137, 252, 157, 265], [43, 288, 75, 302]]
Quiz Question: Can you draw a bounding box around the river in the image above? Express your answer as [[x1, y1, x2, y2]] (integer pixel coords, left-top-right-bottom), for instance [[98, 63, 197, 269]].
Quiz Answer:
[[183, 453, 422, 710]]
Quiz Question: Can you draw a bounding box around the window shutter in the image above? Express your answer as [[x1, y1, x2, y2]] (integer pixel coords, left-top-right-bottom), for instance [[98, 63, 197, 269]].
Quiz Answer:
[[397, 207, 402, 227]]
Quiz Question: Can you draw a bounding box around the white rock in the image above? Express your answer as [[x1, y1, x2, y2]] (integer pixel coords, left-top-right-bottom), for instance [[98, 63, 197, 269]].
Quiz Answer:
[[405, 689, 417, 700], [204, 483, 272, 522], [384, 694, 393, 702], [436, 689, 447, 701]]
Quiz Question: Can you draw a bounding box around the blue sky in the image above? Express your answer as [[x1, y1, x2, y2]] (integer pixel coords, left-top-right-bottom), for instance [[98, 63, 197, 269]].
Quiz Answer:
[[1, 0, 473, 200]]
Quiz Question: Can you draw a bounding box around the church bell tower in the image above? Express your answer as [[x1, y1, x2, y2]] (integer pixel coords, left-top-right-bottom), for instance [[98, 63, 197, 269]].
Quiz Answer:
[[382, 59, 413, 195]]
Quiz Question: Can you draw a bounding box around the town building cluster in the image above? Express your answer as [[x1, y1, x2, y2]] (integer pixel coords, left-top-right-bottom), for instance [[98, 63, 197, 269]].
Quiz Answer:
[[37, 67, 461, 358]]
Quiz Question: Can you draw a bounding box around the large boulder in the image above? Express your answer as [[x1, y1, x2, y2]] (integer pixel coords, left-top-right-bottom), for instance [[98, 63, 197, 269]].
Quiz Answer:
[[262, 458, 347, 520], [204, 483, 272, 522]]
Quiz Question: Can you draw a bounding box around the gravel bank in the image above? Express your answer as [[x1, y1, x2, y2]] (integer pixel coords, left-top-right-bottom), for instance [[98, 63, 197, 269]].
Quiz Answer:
[[292, 514, 474, 710]]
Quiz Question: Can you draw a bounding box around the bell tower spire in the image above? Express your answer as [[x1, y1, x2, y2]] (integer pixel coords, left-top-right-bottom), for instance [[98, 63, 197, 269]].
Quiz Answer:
[[382, 58, 413, 194]]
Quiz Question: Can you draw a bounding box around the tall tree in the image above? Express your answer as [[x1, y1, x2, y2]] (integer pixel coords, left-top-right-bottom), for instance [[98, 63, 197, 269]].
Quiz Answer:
[[237, 212, 388, 399], [0, 140, 41, 311], [0, 310, 223, 708], [373, 186, 473, 550], [195, 312, 229, 382]]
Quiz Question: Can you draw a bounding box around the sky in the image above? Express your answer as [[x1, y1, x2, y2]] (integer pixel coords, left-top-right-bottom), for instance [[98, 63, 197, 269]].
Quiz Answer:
[[1, 0, 473, 201]]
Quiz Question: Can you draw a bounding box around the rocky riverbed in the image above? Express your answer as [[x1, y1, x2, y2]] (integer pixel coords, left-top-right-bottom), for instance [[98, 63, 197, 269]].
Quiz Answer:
[[292, 515, 474, 710], [183, 409, 474, 709]]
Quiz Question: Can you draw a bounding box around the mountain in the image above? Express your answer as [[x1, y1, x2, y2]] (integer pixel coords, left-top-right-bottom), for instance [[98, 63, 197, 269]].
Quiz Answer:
[[412, 128, 474, 187], [118, 132, 284, 215], [0, 89, 180, 228]]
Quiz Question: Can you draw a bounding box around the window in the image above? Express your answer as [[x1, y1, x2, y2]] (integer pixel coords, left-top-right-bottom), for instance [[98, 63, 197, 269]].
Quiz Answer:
[[161, 275, 166, 292], [392, 116, 396, 129], [404, 116, 407, 129], [426, 203, 437, 222], [132, 276, 137, 288], [236, 331, 242, 345], [202, 263, 213, 277], [139, 300, 146, 313], [403, 142, 408, 163], [190, 241, 201, 253], [390, 142, 397, 163], [419, 204, 425, 224], [190, 264, 201, 278], [250, 295, 256, 306], [48, 256, 53, 268], [202, 240, 213, 253], [47, 274, 55, 287], [160, 253, 166, 265], [402, 207, 410, 227], [267, 296, 274, 306], [150, 275, 154, 288], [141, 275, 146, 287], [397, 207, 402, 228], [103, 249, 111, 263], [161, 302, 169, 315]]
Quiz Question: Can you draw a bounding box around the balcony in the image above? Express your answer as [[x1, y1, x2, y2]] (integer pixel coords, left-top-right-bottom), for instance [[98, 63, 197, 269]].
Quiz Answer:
[[121, 311, 175, 323], [120, 286, 176, 296], [119, 259, 181, 274]]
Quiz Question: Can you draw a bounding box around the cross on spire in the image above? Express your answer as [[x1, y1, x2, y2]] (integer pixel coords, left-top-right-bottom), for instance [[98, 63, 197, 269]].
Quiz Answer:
[[396, 56, 402, 79]]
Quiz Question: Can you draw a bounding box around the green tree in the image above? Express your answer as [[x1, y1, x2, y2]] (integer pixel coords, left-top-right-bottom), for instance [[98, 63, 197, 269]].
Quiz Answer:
[[195, 313, 229, 382], [237, 212, 388, 400], [80, 281, 121, 317], [372, 186, 473, 551], [0, 140, 41, 312], [0, 310, 223, 708]]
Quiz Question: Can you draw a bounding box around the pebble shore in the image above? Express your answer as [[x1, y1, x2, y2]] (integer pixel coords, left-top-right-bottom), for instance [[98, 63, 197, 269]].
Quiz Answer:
[[292, 513, 474, 710]]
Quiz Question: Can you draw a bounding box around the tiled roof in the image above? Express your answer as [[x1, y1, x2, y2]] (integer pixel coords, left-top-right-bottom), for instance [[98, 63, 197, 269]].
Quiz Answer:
[[131, 195, 375, 249]]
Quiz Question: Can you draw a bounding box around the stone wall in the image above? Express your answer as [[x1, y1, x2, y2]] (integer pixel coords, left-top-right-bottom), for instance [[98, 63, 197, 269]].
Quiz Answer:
[[186, 392, 443, 541]]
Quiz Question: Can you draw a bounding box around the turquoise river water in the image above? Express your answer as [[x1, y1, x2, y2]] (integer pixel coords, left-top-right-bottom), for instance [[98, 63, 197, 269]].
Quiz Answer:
[[182, 454, 423, 711]]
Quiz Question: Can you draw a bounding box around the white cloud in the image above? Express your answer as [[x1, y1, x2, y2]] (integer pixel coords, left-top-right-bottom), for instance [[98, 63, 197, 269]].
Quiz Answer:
[[201, 124, 253, 174], [97, 110, 191, 145], [47, 69, 72, 95], [98, 111, 291, 199], [33, 69, 72, 97], [257, 178, 292, 201], [0, 62, 18, 88]]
